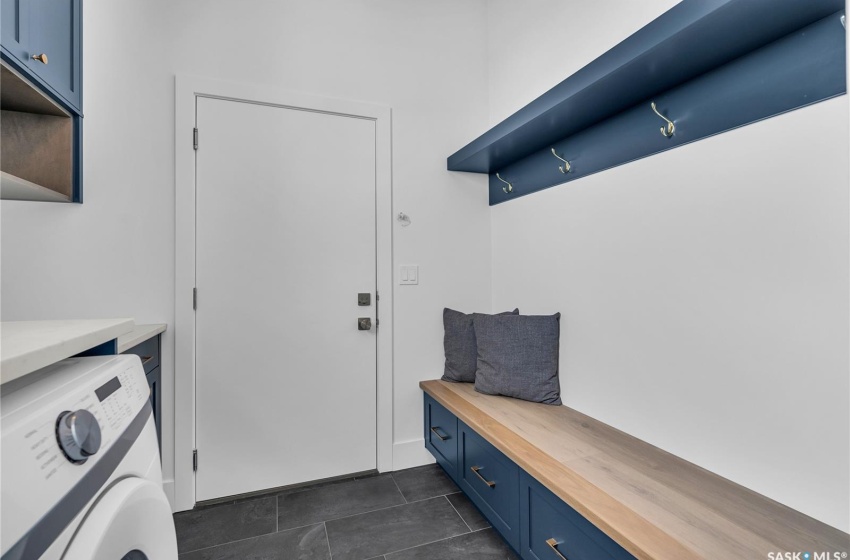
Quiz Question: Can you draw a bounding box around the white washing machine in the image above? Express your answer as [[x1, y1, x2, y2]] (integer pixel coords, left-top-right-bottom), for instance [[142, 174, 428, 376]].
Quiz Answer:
[[1, 355, 178, 560]]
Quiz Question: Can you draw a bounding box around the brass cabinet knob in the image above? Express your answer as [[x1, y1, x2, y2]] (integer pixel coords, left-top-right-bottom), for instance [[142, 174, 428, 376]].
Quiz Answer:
[[31, 53, 48, 64]]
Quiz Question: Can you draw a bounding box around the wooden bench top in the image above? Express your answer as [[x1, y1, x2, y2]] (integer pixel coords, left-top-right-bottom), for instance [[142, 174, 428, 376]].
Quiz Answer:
[[420, 380, 849, 560]]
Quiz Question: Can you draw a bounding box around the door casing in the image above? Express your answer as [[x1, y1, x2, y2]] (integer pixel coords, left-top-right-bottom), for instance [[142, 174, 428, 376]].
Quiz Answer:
[[174, 75, 394, 512]]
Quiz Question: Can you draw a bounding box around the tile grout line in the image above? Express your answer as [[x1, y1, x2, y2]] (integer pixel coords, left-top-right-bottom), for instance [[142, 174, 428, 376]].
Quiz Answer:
[[389, 473, 408, 503], [178, 521, 321, 556], [444, 494, 473, 533], [323, 521, 332, 559], [321, 496, 432, 526], [381, 524, 492, 559], [310, 482, 463, 528], [178, 533, 272, 556], [402, 488, 460, 506]]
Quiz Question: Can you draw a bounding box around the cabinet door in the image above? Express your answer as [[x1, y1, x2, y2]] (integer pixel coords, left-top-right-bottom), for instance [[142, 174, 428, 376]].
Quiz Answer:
[[520, 472, 635, 560], [26, 0, 81, 111], [424, 394, 459, 482], [1, 0, 30, 64], [459, 421, 520, 550]]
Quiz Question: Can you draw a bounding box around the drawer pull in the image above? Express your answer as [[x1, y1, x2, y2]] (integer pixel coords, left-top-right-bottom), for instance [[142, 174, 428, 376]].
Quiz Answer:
[[546, 538, 569, 560], [31, 53, 48, 64], [470, 465, 496, 488], [140, 356, 154, 366], [430, 426, 448, 441]]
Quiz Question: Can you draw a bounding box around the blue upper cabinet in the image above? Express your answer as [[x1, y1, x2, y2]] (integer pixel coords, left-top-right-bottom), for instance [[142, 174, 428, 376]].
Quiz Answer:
[[1, 0, 82, 113]]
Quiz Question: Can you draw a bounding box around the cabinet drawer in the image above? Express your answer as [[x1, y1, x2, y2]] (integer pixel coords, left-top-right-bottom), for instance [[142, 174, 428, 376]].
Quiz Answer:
[[121, 335, 160, 375], [459, 421, 519, 550], [423, 394, 458, 480], [520, 472, 634, 560]]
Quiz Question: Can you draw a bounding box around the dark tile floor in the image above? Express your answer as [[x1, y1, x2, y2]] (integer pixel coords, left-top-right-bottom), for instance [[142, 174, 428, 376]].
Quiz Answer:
[[174, 464, 518, 560]]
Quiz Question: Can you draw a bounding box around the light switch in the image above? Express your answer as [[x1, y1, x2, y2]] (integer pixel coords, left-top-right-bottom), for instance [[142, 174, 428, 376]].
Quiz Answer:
[[399, 265, 419, 285]]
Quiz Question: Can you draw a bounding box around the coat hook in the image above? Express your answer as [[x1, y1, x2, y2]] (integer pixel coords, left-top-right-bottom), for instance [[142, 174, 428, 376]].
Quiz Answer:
[[495, 173, 513, 194], [650, 102, 675, 137], [550, 148, 571, 173]]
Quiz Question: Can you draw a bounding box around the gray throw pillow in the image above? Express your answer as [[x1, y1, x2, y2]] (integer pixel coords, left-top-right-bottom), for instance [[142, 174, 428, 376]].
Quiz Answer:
[[473, 313, 562, 405], [442, 308, 519, 383]]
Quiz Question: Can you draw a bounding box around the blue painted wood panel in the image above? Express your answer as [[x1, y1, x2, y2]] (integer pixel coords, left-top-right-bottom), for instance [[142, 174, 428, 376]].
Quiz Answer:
[[1, 0, 82, 113], [458, 421, 520, 550], [26, 0, 81, 112], [486, 10, 846, 204], [520, 472, 635, 560], [448, 0, 843, 174], [1, 0, 29, 65], [423, 394, 459, 482], [147, 365, 162, 455], [74, 338, 118, 357]]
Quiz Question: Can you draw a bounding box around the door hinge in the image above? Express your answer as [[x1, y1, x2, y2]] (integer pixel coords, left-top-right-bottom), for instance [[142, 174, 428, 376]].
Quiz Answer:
[[193, 288, 197, 310], [193, 127, 199, 150], [193, 449, 198, 471]]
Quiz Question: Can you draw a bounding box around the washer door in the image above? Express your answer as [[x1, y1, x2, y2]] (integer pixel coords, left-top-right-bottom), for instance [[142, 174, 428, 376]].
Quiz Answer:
[[64, 477, 177, 560]]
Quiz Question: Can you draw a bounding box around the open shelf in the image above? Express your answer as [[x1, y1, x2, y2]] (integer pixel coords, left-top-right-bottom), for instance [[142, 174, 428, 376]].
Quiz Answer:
[[1, 62, 75, 203], [447, 0, 846, 205]]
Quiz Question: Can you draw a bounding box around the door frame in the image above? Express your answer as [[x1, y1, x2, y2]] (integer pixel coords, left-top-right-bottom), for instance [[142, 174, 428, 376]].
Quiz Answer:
[[174, 75, 394, 512]]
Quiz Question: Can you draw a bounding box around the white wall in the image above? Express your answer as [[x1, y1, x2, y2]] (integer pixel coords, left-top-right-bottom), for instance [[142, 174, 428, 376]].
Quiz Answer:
[[487, 0, 850, 531], [1, 0, 492, 495], [1, 0, 179, 486]]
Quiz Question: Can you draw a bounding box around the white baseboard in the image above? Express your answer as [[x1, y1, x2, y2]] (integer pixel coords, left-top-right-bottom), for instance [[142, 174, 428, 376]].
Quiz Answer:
[[162, 479, 178, 512], [392, 438, 434, 471]]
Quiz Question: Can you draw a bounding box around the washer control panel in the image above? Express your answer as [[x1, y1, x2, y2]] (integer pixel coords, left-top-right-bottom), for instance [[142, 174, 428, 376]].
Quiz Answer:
[[1, 355, 150, 555]]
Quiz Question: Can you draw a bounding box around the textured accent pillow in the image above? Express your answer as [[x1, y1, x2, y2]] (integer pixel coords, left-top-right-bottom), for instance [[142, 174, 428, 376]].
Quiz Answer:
[[473, 313, 562, 405], [442, 308, 519, 383]]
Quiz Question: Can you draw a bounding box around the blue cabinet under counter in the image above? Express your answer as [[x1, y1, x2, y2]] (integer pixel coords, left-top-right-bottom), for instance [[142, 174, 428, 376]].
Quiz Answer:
[[422, 391, 631, 558], [421, 380, 850, 559]]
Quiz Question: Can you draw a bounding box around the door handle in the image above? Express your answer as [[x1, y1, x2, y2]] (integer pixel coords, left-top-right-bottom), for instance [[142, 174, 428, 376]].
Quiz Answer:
[[470, 466, 495, 488], [358, 317, 372, 330], [31, 53, 48, 64], [545, 538, 570, 560], [430, 426, 448, 441]]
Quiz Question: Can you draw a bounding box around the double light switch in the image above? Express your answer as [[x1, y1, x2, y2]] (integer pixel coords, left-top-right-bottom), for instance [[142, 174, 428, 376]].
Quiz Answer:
[[399, 265, 419, 285]]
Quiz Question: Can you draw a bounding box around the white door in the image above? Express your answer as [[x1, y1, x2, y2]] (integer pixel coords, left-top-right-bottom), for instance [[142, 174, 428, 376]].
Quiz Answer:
[[194, 96, 377, 501]]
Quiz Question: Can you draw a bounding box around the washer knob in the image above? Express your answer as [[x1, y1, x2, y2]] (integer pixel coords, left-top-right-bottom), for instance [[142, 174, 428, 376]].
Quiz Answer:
[[56, 409, 101, 464]]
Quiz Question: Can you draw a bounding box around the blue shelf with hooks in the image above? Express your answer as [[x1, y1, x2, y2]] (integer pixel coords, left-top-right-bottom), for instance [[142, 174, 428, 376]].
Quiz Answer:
[[447, 0, 847, 205]]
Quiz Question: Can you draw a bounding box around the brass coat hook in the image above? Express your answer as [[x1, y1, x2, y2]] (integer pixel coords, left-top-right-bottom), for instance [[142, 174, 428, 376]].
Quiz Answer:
[[651, 102, 675, 137], [495, 173, 513, 194], [550, 148, 571, 173]]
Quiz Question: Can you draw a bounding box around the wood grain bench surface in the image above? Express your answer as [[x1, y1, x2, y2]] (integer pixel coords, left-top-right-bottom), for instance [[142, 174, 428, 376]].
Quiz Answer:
[[420, 379, 849, 560]]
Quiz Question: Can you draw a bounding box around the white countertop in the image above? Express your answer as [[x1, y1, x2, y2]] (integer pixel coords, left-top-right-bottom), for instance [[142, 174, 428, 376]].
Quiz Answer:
[[0, 319, 134, 385], [117, 323, 167, 353]]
